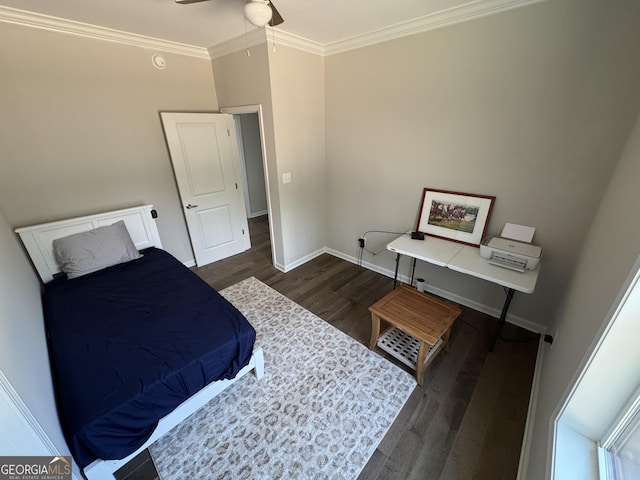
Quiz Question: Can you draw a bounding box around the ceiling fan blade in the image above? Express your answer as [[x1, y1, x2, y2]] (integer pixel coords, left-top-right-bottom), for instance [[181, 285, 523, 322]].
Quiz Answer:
[[175, 0, 209, 4], [268, 1, 284, 26]]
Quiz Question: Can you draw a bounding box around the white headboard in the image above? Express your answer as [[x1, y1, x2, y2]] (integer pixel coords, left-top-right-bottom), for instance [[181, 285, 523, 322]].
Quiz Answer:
[[15, 205, 163, 284]]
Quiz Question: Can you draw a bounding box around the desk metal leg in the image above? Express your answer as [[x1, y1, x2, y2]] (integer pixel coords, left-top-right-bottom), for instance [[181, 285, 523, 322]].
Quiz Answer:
[[490, 287, 515, 352], [393, 253, 418, 288], [410, 258, 417, 287], [393, 253, 401, 288], [392, 253, 417, 288]]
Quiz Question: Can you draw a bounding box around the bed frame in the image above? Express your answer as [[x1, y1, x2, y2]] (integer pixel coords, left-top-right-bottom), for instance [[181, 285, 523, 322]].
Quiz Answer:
[[16, 205, 163, 284], [15, 205, 264, 480]]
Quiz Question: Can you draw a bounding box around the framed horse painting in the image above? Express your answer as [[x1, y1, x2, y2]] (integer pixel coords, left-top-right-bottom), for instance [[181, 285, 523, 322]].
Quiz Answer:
[[416, 188, 496, 247]]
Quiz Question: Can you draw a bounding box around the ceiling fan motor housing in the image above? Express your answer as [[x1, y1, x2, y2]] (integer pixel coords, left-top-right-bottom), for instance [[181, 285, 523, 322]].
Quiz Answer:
[[244, 1, 273, 27]]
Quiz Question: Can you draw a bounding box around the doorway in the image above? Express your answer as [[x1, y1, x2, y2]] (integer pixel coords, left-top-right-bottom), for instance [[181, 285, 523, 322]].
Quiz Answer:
[[235, 113, 267, 218], [222, 105, 276, 269]]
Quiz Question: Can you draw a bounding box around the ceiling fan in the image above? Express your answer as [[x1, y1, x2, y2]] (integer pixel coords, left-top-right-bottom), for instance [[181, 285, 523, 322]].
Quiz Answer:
[[175, 0, 284, 28]]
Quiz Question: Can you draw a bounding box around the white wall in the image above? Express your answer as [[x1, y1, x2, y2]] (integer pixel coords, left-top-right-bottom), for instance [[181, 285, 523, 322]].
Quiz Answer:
[[525, 110, 640, 478], [324, 0, 640, 330]]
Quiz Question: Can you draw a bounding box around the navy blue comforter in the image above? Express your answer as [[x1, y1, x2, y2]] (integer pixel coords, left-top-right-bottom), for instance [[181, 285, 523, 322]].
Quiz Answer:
[[42, 248, 256, 468]]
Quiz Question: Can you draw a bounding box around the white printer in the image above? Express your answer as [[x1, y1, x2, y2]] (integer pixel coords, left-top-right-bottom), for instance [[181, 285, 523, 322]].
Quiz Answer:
[[479, 223, 542, 272]]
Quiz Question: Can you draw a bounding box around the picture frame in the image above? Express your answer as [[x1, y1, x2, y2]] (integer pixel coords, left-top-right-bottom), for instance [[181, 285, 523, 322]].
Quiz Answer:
[[416, 188, 496, 247]]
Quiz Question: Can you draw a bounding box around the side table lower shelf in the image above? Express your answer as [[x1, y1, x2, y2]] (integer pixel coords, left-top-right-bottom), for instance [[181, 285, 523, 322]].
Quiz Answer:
[[378, 327, 443, 371], [369, 285, 461, 385]]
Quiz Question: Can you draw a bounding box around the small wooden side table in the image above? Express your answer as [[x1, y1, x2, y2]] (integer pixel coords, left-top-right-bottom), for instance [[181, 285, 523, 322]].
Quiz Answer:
[[369, 285, 462, 385]]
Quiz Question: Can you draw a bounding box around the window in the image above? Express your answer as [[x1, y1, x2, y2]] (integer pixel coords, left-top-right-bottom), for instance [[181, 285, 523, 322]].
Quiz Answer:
[[599, 385, 640, 479], [553, 257, 640, 480]]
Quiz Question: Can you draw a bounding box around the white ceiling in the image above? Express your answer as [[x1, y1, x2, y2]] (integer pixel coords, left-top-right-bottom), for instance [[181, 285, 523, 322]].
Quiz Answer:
[[0, 0, 542, 51]]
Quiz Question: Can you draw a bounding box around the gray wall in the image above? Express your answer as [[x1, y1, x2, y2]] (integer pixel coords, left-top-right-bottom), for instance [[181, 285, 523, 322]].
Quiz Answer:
[[0, 20, 219, 462], [0, 207, 68, 457], [213, 42, 326, 270], [0, 22, 220, 264], [211, 42, 286, 266], [526, 112, 640, 477], [3, 0, 640, 474], [324, 0, 640, 330], [268, 45, 326, 266], [239, 113, 268, 217]]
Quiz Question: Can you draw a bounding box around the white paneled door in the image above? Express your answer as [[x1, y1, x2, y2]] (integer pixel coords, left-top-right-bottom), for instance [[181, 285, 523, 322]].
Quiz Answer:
[[161, 112, 250, 267]]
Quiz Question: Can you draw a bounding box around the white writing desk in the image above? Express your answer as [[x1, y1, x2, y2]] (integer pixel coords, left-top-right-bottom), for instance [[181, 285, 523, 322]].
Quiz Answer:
[[387, 234, 540, 350]]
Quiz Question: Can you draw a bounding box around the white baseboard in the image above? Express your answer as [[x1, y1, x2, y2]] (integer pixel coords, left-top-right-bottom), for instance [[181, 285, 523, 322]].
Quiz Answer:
[[328, 245, 547, 479], [326, 247, 392, 278], [0, 371, 59, 455], [280, 247, 326, 273], [325, 247, 546, 334], [248, 210, 268, 219], [188, 242, 545, 334], [516, 336, 547, 480], [0, 371, 83, 480]]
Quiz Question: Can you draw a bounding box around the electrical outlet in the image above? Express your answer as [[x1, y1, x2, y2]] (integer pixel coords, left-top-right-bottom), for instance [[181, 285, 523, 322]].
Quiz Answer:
[[543, 330, 558, 348], [358, 237, 366, 248]]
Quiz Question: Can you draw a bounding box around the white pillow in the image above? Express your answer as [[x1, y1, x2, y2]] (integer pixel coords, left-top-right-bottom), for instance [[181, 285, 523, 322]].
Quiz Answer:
[[52, 220, 142, 279]]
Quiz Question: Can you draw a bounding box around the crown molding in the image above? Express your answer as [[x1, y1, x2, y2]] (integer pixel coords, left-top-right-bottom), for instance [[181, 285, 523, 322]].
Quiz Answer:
[[324, 0, 546, 55], [1, 0, 545, 60], [0, 5, 209, 59], [209, 28, 324, 59], [208, 28, 267, 60], [210, 0, 546, 59], [269, 30, 324, 56]]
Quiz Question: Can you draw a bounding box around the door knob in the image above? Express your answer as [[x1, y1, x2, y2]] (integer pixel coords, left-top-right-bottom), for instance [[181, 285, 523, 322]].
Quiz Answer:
[[185, 204, 198, 209]]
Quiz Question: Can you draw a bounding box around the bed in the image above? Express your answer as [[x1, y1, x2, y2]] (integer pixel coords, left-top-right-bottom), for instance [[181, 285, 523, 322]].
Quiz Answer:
[[16, 205, 264, 480]]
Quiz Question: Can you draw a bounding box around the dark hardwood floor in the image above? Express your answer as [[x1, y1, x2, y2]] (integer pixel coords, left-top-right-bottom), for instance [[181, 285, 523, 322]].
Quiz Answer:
[[194, 215, 539, 480], [117, 215, 537, 480]]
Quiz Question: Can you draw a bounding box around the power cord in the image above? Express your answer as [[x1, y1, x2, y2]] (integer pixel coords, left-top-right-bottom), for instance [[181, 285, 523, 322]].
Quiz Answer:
[[356, 235, 541, 345], [357, 230, 410, 266]]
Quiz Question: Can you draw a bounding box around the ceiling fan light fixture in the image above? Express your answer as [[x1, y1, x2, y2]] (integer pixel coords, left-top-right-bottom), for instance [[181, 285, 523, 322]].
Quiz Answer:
[[244, 0, 273, 27]]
